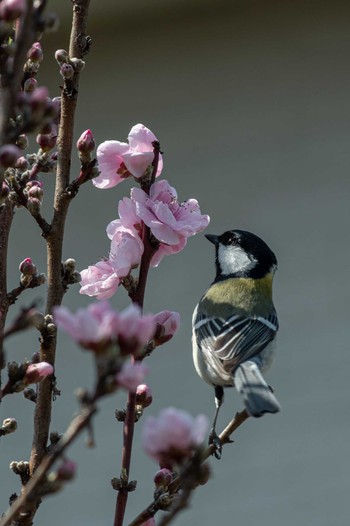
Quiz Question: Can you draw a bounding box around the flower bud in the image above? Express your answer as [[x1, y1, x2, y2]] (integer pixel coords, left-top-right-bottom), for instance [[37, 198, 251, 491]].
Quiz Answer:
[[153, 468, 172, 488], [56, 459, 76, 481], [15, 156, 29, 171], [23, 387, 37, 402], [60, 63, 74, 79], [55, 49, 69, 65], [27, 42, 43, 63], [0, 144, 21, 168], [19, 257, 36, 275], [136, 384, 153, 408], [0, 0, 26, 21], [63, 258, 76, 273], [36, 132, 57, 152], [70, 57, 85, 72], [1, 418, 17, 435], [24, 362, 54, 384], [23, 77, 38, 93], [76, 129, 95, 154], [30, 86, 49, 110], [16, 134, 29, 150], [26, 197, 41, 215]]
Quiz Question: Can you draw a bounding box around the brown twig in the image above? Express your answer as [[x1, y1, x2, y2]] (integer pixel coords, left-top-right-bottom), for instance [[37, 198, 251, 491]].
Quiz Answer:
[[0, 200, 14, 374], [113, 144, 160, 526], [128, 410, 250, 526], [0, 404, 97, 526]]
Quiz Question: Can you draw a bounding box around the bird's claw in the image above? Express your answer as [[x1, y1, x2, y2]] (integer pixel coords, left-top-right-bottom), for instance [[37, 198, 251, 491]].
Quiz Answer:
[[209, 428, 222, 459]]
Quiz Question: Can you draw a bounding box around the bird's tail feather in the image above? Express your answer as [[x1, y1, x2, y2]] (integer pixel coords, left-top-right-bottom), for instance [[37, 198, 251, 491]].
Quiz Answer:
[[234, 361, 281, 417]]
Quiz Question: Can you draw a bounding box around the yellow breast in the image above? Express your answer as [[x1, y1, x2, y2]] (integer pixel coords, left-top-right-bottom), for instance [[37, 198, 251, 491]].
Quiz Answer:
[[200, 274, 274, 317]]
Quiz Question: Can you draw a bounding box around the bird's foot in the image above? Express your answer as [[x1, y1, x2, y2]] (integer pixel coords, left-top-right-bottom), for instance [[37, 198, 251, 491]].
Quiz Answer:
[[209, 428, 222, 459]]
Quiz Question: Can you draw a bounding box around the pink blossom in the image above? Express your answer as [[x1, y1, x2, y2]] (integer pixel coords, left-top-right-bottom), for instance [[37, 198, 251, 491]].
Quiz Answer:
[[142, 408, 209, 466], [53, 301, 120, 350], [79, 260, 120, 300], [109, 227, 143, 277], [117, 304, 156, 353], [131, 179, 210, 245], [93, 123, 163, 189], [153, 310, 180, 345], [25, 362, 54, 384], [153, 468, 172, 488], [56, 459, 77, 481], [150, 237, 187, 267], [116, 361, 149, 391], [54, 302, 155, 354]]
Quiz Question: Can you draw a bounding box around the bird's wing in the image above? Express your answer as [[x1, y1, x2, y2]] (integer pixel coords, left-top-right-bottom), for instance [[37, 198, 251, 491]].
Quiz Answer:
[[193, 310, 278, 372]]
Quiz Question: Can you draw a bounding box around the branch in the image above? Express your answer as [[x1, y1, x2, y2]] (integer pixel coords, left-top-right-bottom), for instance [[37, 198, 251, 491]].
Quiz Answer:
[[0, 404, 97, 526], [113, 144, 160, 526], [128, 410, 250, 526]]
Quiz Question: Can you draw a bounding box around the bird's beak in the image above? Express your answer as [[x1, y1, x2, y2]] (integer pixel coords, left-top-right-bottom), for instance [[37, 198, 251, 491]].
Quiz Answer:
[[205, 234, 219, 245]]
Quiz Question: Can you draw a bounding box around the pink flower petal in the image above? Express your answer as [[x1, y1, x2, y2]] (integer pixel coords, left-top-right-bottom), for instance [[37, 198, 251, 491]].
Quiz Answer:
[[94, 140, 129, 189]]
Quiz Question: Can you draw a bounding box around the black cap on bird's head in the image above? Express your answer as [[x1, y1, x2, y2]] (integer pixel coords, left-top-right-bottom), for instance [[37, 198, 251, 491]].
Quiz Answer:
[[205, 229, 277, 280]]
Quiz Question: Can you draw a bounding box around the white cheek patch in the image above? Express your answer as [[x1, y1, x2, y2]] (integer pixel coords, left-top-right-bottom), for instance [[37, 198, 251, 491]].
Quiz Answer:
[[218, 244, 257, 275]]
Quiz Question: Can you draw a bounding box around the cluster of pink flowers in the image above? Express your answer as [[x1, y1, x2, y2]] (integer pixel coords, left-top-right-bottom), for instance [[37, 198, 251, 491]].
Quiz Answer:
[[142, 407, 208, 468], [53, 301, 179, 355], [79, 124, 209, 300]]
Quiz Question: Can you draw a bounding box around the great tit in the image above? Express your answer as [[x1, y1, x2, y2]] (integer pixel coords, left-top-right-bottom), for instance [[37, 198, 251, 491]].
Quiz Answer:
[[192, 229, 280, 454]]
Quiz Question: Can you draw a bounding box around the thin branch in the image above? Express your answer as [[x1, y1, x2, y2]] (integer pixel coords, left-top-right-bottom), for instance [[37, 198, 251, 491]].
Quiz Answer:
[[0, 200, 14, 376], [113, 144, 160, 526], [128, 410, 250, 526], [0, 404, 97, 526]]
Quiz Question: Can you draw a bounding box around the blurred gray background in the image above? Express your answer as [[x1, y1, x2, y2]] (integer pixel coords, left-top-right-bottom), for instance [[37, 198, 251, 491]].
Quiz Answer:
[[1, 0, 350, 524]]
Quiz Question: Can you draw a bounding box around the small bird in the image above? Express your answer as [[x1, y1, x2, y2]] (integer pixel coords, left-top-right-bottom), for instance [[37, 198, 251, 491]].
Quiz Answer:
[[192, 229, 280, 456]]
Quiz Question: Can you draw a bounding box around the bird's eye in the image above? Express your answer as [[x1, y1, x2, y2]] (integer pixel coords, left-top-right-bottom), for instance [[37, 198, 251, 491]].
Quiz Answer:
[[222, 232, 236, 245]]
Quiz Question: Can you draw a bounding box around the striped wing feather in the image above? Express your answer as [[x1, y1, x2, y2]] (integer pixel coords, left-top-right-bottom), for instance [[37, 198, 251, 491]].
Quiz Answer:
[[194, 311, 278, 372]]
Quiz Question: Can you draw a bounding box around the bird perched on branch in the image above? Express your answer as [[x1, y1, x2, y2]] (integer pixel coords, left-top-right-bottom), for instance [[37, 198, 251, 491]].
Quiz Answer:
[[192, 229, 280, 457]]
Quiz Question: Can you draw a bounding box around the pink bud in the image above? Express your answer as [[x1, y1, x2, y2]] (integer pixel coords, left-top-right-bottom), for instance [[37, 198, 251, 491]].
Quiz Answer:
[[19, 257, 36, 275], [23, 77, 38, 93], [27, 42, 43, 63], [30, 86, 49, 110], [60, 63, 74, 79], [0, 144, 21, 168], [55, 49, 69, 65], [36, 132, 57, 151], [153, 311, 180, 346], [153, 468, 172, 488], [141, 520, 156, 526], [136, 384, 153, 408], [56, 459, 77, 481], [25, 362, 54, 384], [0, 0, 26, 21], [76, 129, 95, 154]]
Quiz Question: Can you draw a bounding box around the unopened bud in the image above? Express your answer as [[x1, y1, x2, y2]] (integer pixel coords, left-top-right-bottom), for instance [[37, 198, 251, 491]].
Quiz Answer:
[[16, 135, 29, 150], [60, 63, 74, 79], [1, 182, 10, 200], [56, 459, 77, 481], [0, 144, 21, 168], [19, 257, 36, 275], [27, 198, 42, 215], [76, 129, 95, 154], [27, 42, 43, 63], [135, 384, 153, 408], [36, 132, 57, 152], [15, 156, 29, 171], [23, 77, 38, 93], [55, 49, 69, 65], [70, 57, 85, 72], [0, 0, 26, 21], [24, 362, 54, 384], [1, 418, 17, 435], [153, 468, 172, 488], [30, 87, 49, 110]]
